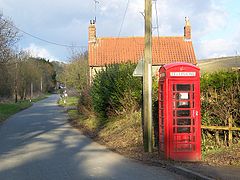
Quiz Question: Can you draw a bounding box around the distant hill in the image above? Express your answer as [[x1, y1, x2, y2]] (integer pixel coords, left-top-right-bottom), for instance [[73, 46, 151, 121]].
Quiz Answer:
[[197, 56, 240, 73]]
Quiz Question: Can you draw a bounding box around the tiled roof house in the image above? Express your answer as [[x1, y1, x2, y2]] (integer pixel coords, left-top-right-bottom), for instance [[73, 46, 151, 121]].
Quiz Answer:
[[88, 17, 197, 79]]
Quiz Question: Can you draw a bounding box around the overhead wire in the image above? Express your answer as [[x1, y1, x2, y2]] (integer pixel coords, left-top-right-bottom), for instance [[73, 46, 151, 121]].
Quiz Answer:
[[131, 1, 162, 62], [114, 0, 130, 61], [116, 0, 130, 39], [153, 0, 161, 60], [1, 18, 87, 49]]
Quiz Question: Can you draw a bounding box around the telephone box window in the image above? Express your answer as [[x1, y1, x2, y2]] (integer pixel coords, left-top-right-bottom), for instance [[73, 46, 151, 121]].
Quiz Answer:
[[177, 84, 190, 91], [177, 101, 190, 108], [177, 127, 190, 133], [177, 110, 190, 117], [177, 118, 191, 125], [176, 118, 191, 133], [177, 93, 189, 100]]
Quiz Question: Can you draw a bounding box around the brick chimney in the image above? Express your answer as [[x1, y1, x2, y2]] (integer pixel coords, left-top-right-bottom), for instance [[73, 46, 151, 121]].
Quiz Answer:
[[88, 20, 96, 43], [184, 17, 191, 40]]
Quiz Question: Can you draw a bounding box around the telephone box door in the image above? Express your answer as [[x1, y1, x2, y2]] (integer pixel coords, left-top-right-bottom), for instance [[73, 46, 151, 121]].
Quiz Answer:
[[169, 81, 201, 161]]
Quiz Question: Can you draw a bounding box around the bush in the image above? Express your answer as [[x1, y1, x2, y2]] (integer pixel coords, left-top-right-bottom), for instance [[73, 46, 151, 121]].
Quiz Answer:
[[90, 63, 142, 118], [78, 86, 93, 116], [201, 70, 240, 147], [201, 71, 240, 126], [201, 71, 240, 93]]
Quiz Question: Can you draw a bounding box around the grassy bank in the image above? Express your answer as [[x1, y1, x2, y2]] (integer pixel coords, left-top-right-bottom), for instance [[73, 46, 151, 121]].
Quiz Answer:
[[58, 96, 79, 107], [31, 93, 51, 102], [59, 94, 240, 167], [66, 108, 240, 167], [0, 94, 50, 123], [67, 109, 162, 162], [0, 101, 31, 123]]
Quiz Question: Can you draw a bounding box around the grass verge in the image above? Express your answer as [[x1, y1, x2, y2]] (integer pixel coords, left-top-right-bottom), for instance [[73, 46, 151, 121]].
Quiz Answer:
[[0, 101, 31, 123], [0, 94, 50, 123], [58, 96, 79, 107], [31, 93, 51, 102], [67, 109, 165, 162], [202, 143, 240, 166]]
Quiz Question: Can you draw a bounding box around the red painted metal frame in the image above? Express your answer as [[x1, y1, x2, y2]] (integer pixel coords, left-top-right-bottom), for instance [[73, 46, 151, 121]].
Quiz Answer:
[[158, 63, 201, 161]]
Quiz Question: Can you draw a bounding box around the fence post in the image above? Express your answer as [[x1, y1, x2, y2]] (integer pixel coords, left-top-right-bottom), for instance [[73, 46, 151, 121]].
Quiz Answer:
[[215, 131, 220, 146], [228, 115, 233, 146]]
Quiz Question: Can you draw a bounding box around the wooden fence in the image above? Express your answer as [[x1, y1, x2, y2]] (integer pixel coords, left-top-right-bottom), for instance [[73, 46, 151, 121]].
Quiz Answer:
[[201, 116, 240, 146]]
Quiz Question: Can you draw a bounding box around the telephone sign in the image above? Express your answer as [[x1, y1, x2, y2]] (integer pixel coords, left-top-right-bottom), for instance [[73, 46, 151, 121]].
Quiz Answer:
[[170, 72, 196, 77]]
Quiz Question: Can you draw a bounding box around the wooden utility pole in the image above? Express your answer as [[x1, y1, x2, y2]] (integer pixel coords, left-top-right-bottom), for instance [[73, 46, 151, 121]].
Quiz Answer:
[[40, 77, 43, 92], [14, 61, 18, 103], [143, 0, 153, 152], [30, 82, 33, 102]]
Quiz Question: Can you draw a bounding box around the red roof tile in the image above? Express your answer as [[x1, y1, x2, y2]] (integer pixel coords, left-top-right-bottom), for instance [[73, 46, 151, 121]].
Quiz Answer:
[[89, 36, 196, 67]]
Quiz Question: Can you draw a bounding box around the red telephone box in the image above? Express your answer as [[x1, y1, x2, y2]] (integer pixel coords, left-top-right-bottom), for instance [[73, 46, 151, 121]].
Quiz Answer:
[[158, 62, 201, 161]]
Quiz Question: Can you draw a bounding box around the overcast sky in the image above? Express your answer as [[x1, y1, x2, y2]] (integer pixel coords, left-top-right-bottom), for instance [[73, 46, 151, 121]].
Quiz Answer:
[[1, 0, 240, 62]]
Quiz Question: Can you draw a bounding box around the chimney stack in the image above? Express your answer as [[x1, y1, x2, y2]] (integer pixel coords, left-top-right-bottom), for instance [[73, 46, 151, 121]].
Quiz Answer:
[[88, 20, 96, 43], [184, 17, 191, 40]]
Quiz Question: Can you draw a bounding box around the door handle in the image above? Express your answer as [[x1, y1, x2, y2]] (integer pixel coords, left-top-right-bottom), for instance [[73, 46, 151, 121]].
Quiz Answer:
[[195, 110, 199, 117], [193, 110, 198, 118]]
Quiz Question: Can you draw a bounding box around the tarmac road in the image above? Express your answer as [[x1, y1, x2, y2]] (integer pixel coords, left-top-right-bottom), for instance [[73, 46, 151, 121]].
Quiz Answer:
[[0, 95, 185, 180]]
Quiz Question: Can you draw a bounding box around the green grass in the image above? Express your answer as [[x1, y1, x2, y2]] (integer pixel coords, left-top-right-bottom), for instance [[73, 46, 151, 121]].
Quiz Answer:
[[31, 93, 51, 102], [201, 143, 240, 166], [68, 110, 80, 120], [68, 109, 98, 131], [0, 94, 50, 123], [58, 96, 79, 107], [198, 56, 240, 73], [0, 101, 32, 123]]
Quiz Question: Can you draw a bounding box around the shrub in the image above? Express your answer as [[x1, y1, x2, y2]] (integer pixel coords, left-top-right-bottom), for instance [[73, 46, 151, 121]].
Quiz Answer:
[[78, 86, 93, 116], [201, 70, 240, 147], [201, 71, 240, 126], [201, 71, 240, 93], [90, 63, 142, 118]]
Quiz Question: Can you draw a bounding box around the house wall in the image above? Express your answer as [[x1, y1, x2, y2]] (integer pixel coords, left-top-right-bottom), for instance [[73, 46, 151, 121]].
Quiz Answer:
[[89, 66, 106, 83], [89, 65, 162, 83]]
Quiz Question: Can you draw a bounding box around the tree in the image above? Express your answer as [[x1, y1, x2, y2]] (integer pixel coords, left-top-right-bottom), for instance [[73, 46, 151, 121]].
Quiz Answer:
[[0, 13, 19, 63], [0, 14, 20, 99], [16, 53, 56, 100], [0, 13, 58, 101], [58, 51, 89, 94]]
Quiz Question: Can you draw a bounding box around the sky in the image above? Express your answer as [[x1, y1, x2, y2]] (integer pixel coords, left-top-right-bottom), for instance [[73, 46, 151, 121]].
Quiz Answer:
[[0, 0, 240, 62]]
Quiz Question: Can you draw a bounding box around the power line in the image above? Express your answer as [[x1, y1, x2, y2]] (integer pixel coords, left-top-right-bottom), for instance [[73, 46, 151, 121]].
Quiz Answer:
[[117, 0, 130, 39], [154, 0, 160, 37], [114, 0, 130, 60], [2, 18, 87, 49], [153, 0, 161, 60], [153, 0, 160, 37]]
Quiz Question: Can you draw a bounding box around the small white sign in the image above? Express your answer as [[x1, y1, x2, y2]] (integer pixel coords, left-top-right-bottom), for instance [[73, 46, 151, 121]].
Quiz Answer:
[[132, 59, 159, 77], [179, 93, 189, 100], [133, 59, 144, 77], [170, 72, 196, 77]]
